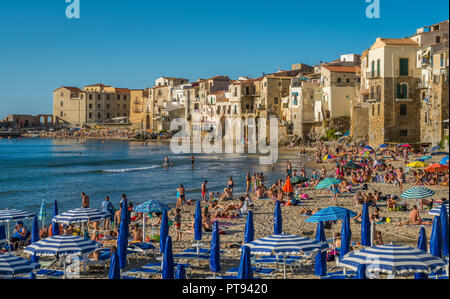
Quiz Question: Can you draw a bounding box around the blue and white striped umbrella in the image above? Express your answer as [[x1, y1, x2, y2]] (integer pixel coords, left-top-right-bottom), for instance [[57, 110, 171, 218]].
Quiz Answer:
[[0, 209, 35, 222], [305, 207, 357, 223], [339, 245, 446, 275], [24, 235, 101, 257], [429, 204, 449, 216], [400, 187, 435, 200], [244, 234, 329, 256], [315, 178, 342, 190], [53, 208, 110, 224], [0, 254, 40, 278]]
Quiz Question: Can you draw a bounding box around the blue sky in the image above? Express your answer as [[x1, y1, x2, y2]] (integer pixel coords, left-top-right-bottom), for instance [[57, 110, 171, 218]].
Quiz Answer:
[[0, 0, 448, 116]]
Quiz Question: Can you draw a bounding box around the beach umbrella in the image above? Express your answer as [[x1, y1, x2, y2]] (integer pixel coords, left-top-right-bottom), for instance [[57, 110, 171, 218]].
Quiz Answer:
[[282, 177, 293, 193], [52, 200, 59, 236], [339, 245, 446, 276], [194, 201, 202, 242], [117, 199, 129, 270], [109, 251, 120, 279], [30, 216, 40, 263], [402, 144, 412, 148], [379, 144, 388, 148], [244, 211, 255, 244], [431, 145, 441, 152], [25, 235, 100, 257], [322, 154, 336, 161], [425, 163, 449, 173], [440, 205, 449, 258], [305, 206, 357, 223], [0, 209, 35, 252], [209, 221, 221, 277], [429, 204, 449, 216], [418, 155, 433, 162], [400, 187, 435, 200], [315, 178, 342, 190], [364, 146, 374, 151], [175, 264, 186, 279], [160, 209, 169, 254], [361, 203, 371, 247], [38, 200, 46, 228], [430, 216, 442, 260], [53, 208, 110, 225], [0, 254, 40, 279], [340, 211, 352, 258], [415, 227, 428, 279], [342, 161, 362, 170], [290, 176, 308, 185], [439, 156, 449, 166], [314, 222, 327, 277], [356, 264, 367, 279], [406, 161, 428, 168], [431, 152, 449, 156], [133, 200, 169, 214], [162, 235, 174, 279], [244, 234, 328, 279], [274, 201, 282, 235], [237, 245, 253, 279]]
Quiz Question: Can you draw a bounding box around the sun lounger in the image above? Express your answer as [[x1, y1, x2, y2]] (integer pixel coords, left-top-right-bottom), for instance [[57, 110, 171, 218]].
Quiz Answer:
[[252, 255, 305, 274], [128, 242, 156, 258], [36, 269, 65, 279], [127, 262, 192, 278], [225, 266, 276, 277]]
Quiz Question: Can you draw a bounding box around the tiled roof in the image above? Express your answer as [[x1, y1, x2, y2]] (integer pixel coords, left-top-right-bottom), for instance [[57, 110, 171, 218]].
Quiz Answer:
[[55, 86, 84, 92], [322, 66, 358, 73], [85, 84, 111, 87]]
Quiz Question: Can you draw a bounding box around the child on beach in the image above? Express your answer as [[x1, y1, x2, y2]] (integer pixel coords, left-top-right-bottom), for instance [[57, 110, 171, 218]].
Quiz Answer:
[[174, 209, 182, 242]]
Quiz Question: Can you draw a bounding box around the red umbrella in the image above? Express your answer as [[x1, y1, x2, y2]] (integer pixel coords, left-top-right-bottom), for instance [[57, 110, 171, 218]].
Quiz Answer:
[[402, 144, 412, 148]]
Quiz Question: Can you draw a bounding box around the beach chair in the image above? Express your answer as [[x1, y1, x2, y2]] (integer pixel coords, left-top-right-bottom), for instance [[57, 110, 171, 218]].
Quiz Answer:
[[321, 270, 356, 279], [225, 266, 276, 278], [36, 269, 65, 279], [83, 248, 112, 270], [128, 242, 156, 258], [252, 255, 305, 274]]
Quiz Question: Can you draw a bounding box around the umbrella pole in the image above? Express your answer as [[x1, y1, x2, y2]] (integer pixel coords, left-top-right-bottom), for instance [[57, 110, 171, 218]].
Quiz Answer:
[[370, 221, 374, 246], [7, 221, 11, 252], [283, 254, 287, 279]]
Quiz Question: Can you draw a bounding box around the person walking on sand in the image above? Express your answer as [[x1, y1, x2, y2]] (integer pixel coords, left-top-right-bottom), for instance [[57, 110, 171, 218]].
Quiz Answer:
[[201, 181, 208, 201], [101, 196, 115, 230], [174, 208, 182, 242]]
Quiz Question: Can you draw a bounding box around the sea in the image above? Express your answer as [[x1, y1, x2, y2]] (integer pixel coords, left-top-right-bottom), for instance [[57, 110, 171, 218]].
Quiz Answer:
[[0, 138, 306, 225]]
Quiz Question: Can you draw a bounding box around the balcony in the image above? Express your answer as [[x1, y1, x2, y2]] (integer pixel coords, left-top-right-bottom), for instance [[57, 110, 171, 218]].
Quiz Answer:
[[395, 69, 416, 77], [366, 71, 381, 79], [416, 82, 430, 89]]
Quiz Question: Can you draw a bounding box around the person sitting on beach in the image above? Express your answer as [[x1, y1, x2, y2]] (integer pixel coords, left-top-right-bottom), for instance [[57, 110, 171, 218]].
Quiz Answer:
[[297, 207, 313, 216], [186, 198, 195, 206], [202, 208, 213, 232], [419, 198, 434, 212], [370, 207, 385, 223], [397, 205, 433, 226], [10, 221, 28, 250], [256, 186, 266, 199], [131, 223, 143, 242], [224, 197, 245, 212], [151, 212, 163, 228], [39, 227, 49, 239], [387, 195, 397, 211]]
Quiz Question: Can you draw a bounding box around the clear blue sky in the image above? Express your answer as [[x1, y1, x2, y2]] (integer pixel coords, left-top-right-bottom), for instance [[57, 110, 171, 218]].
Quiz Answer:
[[0, 0, 448, 116]]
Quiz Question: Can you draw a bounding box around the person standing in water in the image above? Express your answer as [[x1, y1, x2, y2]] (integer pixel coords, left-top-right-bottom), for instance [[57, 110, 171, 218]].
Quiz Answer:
[[191, 154, 195, 169], [227, 177, 234, 199], [201, 181, 208, 201]]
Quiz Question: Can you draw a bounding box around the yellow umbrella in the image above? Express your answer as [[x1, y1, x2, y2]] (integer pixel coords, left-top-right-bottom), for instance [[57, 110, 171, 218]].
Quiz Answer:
[[406, 161, 428, 168]]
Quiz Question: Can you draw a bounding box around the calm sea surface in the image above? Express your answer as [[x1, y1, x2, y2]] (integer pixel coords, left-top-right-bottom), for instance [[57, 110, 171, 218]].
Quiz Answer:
[[0, 138, 303, 225]]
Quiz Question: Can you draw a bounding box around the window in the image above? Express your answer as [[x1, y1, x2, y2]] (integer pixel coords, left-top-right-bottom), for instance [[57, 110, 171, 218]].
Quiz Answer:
[[106, 104, 110, 109], [97, 104, 101, 109], [372, 61, 375, 77], [60, 111, 64, 117], [106, 113, 110, 119], [97, 95, 101, 100], [124, 95, 127, 100], [89, 112, 92, 119], [274, 98, 278, 104], [397, 83, 408, 99], [372, 105, 375, 116], [399, 58, 409, 76], [400, 104, 407, 116], [89, 104, 92, 109], [436, 36, 441, 43], [377, 104, 380, 116], [118, 95, 121, 100], [89, 94, 92, 100], [97, 112, 101, 118], [346, 78, 350, 83], [337, 78, 342, 83], [400, 129, 408, 137], [123, 104, 126, 109], [377, 59, 380, 77], [106, 95, 110, 100], [60, 101, 63, 107]]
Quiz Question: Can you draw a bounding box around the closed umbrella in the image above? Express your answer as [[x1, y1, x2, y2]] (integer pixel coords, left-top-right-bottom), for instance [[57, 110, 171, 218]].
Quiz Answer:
[[52, 200, 59, 236], [237, 245, 253, 279], [314, 222, 327, 277], [415, 227, 428, 279], [194, 201, 202, 242], [162, 235, 174, 279], [109, 251, 120, 279], [361, 203, 371, 247], [274, 201, 282, 235], [38, 200, 46, 229], [30, 216, 40, 263], [160, 209, 169, 254], [175, 264, 186, 279], [209, 221, 220, 277], [439, 205, 449, 258], [356, 264, 367, 279], [340, 211, 352, 258], [117, 199, 129, 270], [282, 177, 293, 193], [430, 216, 442, 259], [244, 211, 254, 244]]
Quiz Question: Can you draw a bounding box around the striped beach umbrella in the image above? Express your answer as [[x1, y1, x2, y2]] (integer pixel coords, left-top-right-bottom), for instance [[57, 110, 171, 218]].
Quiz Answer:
[[0, 209, 35, 222], [305, 206, 357, 223], [417, 155, 433, 162], [439, 156, 449, 166], [133, 200, 169, 214], [429, 204, 449, 216], [364, 146, 375, 151], [24, 235, 100, 257], [315, 178, 342, 190], [400, 187, 435, 200], [0, 254, 40, 278], [53, 208, 110, 224], [339, 245, 446, 275]]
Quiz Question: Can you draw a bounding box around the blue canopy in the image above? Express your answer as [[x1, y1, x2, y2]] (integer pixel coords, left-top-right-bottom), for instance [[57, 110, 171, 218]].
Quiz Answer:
[[51, 200, 59, 236], [162, 235, 174, 279], [415, 227, 428, 279], [440, 156, 449, 165], [160, 209, 169, 253], [314, 222, 327, 277], [244, 211, 255, 244], [0, 254, 40, 278], [305, 206, 357, 223], [24, 235, 100, 256], [361, 204, 371, 246], [194, 201, 202, 241], [117, 199, 129, 269], [134, 200, 170, 214], [439, 205, 448, 257], [237, 245, 253, 279], [431, 145, 441, 152], [53, 208, 109, 225], [0, 209, 35, 222], [343, 131, 350, 137], [175, 264, 186, 279], [109, 251, 120, 279], [365, 146, 374, 151], [209, 221, 221, 274], [274, 201, 282, 235], [431, 152, 449, 156], [340, 211, 352, 257], [430, 216, 442, 259]]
